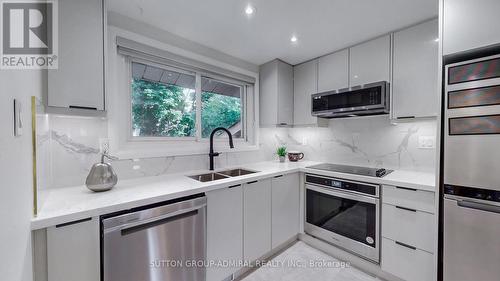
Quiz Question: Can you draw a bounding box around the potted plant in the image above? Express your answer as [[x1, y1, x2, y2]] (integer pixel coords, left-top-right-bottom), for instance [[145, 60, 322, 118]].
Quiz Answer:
[[276, 146, 287, 163]]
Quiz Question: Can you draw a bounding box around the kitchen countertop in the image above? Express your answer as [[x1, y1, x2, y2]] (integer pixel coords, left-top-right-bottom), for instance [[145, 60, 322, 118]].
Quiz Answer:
[[31, 161, 436, 230]]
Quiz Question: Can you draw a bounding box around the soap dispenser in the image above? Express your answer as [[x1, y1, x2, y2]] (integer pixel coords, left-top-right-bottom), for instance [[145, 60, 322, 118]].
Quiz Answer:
[[86, 153, 118, 192]]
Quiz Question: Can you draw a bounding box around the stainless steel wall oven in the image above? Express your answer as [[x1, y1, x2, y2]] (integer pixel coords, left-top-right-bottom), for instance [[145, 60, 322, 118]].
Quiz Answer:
[[305, 174, 380, 263], [443, 50, 500, 281]]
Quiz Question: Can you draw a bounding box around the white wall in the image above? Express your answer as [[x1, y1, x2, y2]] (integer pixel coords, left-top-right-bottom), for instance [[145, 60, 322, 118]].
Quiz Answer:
[[0, 70, 44, 281]]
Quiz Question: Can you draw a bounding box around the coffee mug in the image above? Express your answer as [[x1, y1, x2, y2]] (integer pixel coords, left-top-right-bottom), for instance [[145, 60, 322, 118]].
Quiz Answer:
[[287, 151, 304, 162]]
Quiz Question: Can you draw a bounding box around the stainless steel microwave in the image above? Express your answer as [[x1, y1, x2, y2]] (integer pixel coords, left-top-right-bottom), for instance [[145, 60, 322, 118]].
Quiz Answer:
[[311, 81, 390, 118]]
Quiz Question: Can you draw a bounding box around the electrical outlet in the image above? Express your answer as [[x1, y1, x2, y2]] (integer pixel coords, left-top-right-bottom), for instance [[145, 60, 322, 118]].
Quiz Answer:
[[99, 138, 110, 154], [418, 136, 435, 149]]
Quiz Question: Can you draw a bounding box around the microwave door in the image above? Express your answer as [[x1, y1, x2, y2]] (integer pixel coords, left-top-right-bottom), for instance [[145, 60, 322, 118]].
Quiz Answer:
[[311, 81, 389, 117]]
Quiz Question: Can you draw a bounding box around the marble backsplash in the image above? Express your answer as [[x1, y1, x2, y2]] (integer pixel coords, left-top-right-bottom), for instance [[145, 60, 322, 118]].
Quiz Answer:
[[37, 114, 437, 189]]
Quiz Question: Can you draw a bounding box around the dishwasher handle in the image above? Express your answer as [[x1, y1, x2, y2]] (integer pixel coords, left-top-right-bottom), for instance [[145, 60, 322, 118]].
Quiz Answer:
[[103, 196, 206, 234], [457, 200, 500, 214], [120, 206, 203, 236]]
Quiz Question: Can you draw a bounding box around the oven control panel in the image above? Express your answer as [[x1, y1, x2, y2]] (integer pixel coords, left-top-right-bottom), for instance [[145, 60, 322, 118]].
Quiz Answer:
[[306, 174, 378, 196]]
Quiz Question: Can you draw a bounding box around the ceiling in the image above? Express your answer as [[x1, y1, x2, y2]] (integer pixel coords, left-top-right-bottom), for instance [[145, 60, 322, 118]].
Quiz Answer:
[[108, 0, 438, 66]]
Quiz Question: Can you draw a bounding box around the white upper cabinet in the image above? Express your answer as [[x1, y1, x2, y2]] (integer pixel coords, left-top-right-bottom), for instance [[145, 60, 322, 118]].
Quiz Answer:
[[443, 0, 500, 55], [392, 19, 439, 119], [260, 60, 294, 126], [318, 50, 349, 92], [349, 35, 391, 86], [293, 59, 322, 126], [48, 0, 105, 111]]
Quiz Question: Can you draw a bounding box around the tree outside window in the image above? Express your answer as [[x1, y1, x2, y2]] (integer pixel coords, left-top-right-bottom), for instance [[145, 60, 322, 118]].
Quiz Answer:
[[131, 62, 244, 139]]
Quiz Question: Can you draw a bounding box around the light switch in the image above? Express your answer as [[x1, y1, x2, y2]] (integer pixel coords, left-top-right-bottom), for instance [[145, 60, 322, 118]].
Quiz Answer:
[[13, 99, 23, 136]]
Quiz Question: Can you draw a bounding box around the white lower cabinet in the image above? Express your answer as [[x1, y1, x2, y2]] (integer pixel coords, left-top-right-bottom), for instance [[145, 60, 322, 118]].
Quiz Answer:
[[243, 179, 272, 262], [271, 173, 300, 248], [46, 217, 100, 281], [382, 204, 434, 253], [207, 186, 244, 281], [382, 238, 434, 281], [206, 173, 300, 280], [381, 184, 436, 281]]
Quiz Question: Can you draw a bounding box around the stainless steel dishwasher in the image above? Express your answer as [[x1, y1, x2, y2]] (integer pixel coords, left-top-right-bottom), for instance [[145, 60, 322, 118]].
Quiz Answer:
[[102, 195, 207, 281]]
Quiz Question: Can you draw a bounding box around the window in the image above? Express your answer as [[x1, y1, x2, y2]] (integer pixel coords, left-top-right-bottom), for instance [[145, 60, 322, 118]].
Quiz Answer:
[[130, 61, 248, 140], [131, 62, 196, 137], [201, 77, 243, 138]]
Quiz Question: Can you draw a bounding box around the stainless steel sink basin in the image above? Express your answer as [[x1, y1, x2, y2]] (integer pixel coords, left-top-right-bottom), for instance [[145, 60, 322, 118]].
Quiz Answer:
[[218, 168, 258, 177], [188, 173, 230, 182], [188, 168, 259, 182]]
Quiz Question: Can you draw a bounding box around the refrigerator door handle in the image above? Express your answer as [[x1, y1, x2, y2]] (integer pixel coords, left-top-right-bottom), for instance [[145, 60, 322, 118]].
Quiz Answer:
[[457, 200, 500, 214]]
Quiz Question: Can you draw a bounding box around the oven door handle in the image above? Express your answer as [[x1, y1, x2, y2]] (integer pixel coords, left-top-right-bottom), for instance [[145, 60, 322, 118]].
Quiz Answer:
[[306, 184, 378, 204]]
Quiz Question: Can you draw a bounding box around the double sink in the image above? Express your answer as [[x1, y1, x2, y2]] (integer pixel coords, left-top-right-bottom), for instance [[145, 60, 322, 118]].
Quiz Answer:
[[188, 168, 258, 182]]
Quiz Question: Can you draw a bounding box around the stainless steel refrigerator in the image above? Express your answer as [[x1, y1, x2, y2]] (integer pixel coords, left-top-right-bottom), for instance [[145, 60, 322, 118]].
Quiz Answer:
[[442, 48, 500, 281]]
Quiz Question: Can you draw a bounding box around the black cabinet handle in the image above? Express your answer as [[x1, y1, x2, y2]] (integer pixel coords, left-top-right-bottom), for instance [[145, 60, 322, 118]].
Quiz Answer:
[[396, 116, 415, 119], [395, 205, 417, 212], [69, 105, 98, 110], [395, 241, 417, 250], [228, 184, 241, 189], [246, 180, 258, 185], [273, 175, 283, 178], [56, 217, 92, 228], [396, 186, 418, 192]]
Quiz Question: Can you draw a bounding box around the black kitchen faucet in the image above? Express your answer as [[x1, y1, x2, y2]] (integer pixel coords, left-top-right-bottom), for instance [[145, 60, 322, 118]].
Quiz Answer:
[[209, 127, 234, 170]]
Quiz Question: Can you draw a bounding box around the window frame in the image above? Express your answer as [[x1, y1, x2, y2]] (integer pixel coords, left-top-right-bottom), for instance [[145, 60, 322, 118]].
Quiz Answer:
[[126, 57, 250, 143]]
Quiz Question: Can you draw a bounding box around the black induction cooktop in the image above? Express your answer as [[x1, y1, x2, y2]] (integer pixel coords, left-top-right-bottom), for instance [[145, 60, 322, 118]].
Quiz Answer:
[[306, 163, 393, 178]]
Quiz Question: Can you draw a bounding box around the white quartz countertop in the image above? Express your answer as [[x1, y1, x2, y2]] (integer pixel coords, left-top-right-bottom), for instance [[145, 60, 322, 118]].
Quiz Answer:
[[31, 161, 436, 230]]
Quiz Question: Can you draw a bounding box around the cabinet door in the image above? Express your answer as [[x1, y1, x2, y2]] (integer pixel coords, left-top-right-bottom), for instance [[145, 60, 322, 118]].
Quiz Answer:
[[207, 186, 244, 281], [271, 173, 300, 248], [259, 60, 279, 126], [243, 179, 272, 262], [259, 60, 293, 126], [318, 50, 349, 92], [47, 217, 100, 281], [443, 0, 500, 55], [393, 19, 439, 119], [277, 61, 294, 125], [293, 59, 318, 125], [349, 35, 391, 86], [48, 0, 105, 111]]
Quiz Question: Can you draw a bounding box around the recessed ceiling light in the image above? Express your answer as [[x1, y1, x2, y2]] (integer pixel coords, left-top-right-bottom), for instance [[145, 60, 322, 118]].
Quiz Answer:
[[245, 5, 255, 15], [290, 35, 298, 43]]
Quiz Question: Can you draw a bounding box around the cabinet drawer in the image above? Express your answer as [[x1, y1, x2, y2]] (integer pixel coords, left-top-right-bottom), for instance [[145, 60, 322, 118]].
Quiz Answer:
[[382, 237, 434, 281], [382, 203, 435, 253], [383, 185, 435, 213]]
